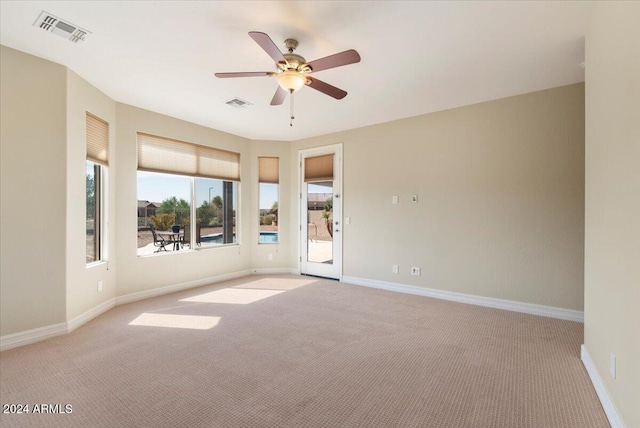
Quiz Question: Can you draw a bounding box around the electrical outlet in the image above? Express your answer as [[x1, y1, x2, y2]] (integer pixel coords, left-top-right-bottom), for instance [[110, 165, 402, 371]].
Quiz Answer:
[[392, 195, 398, 204], [97, 280, 103, 292], [268, 253, 273, 261], [610, 353, 616, 379], [411, 267, 421, 276], [392, 265, 399, 274]]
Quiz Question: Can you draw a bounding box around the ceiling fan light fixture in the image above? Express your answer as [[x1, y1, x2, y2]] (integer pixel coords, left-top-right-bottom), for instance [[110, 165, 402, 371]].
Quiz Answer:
[[277, 70, 306, 92]]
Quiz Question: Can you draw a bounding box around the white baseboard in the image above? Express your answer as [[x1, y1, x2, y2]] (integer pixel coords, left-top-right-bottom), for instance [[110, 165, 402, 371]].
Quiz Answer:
[[1, 301, 117, 352], [251, 268, 299, 275], [67, 299, 116, 333], [581, 345, 625, 428], [114, 269, 252, 305], [341, 276, 584, 323], [0, 322, 68, 352], [1, 269, 290, 352]]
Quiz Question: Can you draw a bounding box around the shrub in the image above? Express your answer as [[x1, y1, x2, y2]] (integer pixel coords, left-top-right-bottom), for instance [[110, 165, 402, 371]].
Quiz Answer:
[[261, 214, 275, 226], [149, 213, 175, 231]]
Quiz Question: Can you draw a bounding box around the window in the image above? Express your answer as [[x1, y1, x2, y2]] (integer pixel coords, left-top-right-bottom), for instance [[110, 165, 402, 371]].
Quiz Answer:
[[86, 113, 108, 264], [258, 157, 279, 244], [136, 133, 240, 256], [137, 172, 191, 256], [195, 178, 237, 247]]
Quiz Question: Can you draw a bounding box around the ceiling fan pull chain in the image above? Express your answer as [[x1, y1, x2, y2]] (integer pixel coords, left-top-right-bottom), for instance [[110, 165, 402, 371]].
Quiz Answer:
[[290, 89, 295, 127]]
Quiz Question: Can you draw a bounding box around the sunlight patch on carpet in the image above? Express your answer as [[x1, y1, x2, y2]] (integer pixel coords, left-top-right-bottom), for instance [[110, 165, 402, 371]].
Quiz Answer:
[[180, 288, 285, 304], [129, 313, 220, 330], [234, 277, 318, 291]]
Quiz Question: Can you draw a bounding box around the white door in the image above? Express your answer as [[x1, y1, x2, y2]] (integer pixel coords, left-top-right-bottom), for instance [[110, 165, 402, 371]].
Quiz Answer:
[[300, 145, 342, 279]]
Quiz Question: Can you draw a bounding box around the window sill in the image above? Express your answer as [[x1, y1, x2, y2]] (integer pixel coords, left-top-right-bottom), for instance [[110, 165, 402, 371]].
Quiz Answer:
[[86, 260, 108, 270], [136, 243, 241, 257], [137, 248, 192, 258], [195, 243, 241, 250]]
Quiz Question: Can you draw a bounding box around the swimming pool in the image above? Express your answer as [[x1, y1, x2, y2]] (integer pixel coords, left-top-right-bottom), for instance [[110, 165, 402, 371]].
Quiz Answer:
[[200, 231, 278, 244], [258, 232, 278, 243]]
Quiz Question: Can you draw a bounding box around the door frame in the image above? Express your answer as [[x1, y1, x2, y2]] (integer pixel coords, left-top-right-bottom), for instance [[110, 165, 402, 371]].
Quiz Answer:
[[298, 144, 343, 280]]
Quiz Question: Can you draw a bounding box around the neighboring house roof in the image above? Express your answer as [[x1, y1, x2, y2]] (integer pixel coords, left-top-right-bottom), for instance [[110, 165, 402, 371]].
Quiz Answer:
[[138, 200, 160, 209], [307, 193, 332, 203], [307, 193, 332, 210]]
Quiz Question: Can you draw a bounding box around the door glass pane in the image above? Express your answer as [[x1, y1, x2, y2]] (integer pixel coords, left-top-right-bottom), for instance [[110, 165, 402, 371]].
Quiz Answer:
[[307, 181, 333, 264]]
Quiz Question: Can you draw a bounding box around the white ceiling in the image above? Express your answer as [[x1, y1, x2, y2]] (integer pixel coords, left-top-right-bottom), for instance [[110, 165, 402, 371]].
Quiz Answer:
[[0, 1, 593, 141]]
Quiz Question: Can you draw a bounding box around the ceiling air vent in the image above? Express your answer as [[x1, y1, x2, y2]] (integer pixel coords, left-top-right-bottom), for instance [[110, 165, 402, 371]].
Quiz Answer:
[[33, 11, 90, 43], [225, 98, 253, 108]]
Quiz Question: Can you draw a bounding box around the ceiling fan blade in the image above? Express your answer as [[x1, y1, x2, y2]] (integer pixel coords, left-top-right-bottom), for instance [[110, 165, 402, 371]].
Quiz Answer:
[[307, 77, 347, 100], [249, 31, 286, 64], [270, 86, 288, 105], [306, 49, 361, 73], [215, 72, 276, 78]]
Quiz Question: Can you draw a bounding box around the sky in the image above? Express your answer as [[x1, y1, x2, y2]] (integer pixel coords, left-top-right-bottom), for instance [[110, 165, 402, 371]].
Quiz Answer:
[[137, 171, 278, 209]]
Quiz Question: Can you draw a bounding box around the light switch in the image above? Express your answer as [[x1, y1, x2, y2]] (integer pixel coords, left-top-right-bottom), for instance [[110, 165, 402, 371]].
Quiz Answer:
[[392, 195, 398, 204]]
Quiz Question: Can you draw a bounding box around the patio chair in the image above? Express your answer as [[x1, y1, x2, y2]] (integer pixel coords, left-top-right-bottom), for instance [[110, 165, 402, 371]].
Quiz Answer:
[[149, 224, 171, 252]]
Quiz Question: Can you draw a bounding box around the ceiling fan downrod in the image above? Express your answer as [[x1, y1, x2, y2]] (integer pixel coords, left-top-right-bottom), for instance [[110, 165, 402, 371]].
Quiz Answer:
[[284, 38, 298, 54], [290, 89, 295, 127]]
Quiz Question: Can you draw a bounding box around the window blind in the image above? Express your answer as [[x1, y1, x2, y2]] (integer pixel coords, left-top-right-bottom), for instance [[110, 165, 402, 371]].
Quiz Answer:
[[137, 133, 241, 181], [258, 157, 279, 184], [86, 112, 109, 165], [304, 154, 333, 182]]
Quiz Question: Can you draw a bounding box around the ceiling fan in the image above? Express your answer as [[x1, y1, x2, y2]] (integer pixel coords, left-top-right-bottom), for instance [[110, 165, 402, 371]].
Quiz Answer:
[[216, 31, 360, 124]]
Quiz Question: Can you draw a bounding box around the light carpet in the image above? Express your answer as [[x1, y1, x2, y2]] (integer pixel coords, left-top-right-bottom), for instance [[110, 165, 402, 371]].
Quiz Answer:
[[0, 275, 608, 427]]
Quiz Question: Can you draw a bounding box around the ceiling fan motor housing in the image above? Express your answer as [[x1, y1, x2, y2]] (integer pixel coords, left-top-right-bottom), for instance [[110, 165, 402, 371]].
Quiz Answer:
[[283, 53, 309, 71], [280, 38, 311, 72]]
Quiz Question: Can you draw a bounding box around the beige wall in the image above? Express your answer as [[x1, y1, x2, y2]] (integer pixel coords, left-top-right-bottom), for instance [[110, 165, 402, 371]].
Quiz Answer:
[[584, 2, 640, 426], [65, 70, 117, 320], [293, 84, 586, 310], [113, 104, 254, 296], [0, 46, 68, 335]]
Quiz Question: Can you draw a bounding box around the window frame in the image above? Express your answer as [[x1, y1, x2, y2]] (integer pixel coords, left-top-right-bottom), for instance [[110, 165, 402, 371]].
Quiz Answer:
[[193, 176, 239, 248], [86, 162, 100, 264], [136, 158, 241, 257], [135, 132, 242, 257], [86, 112, 109, 266]]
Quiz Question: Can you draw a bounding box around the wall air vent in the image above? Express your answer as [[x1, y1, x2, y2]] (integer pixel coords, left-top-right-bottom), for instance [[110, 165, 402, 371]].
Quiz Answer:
[[33, 11, 90, 43], [225, 98, 253, 108]]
